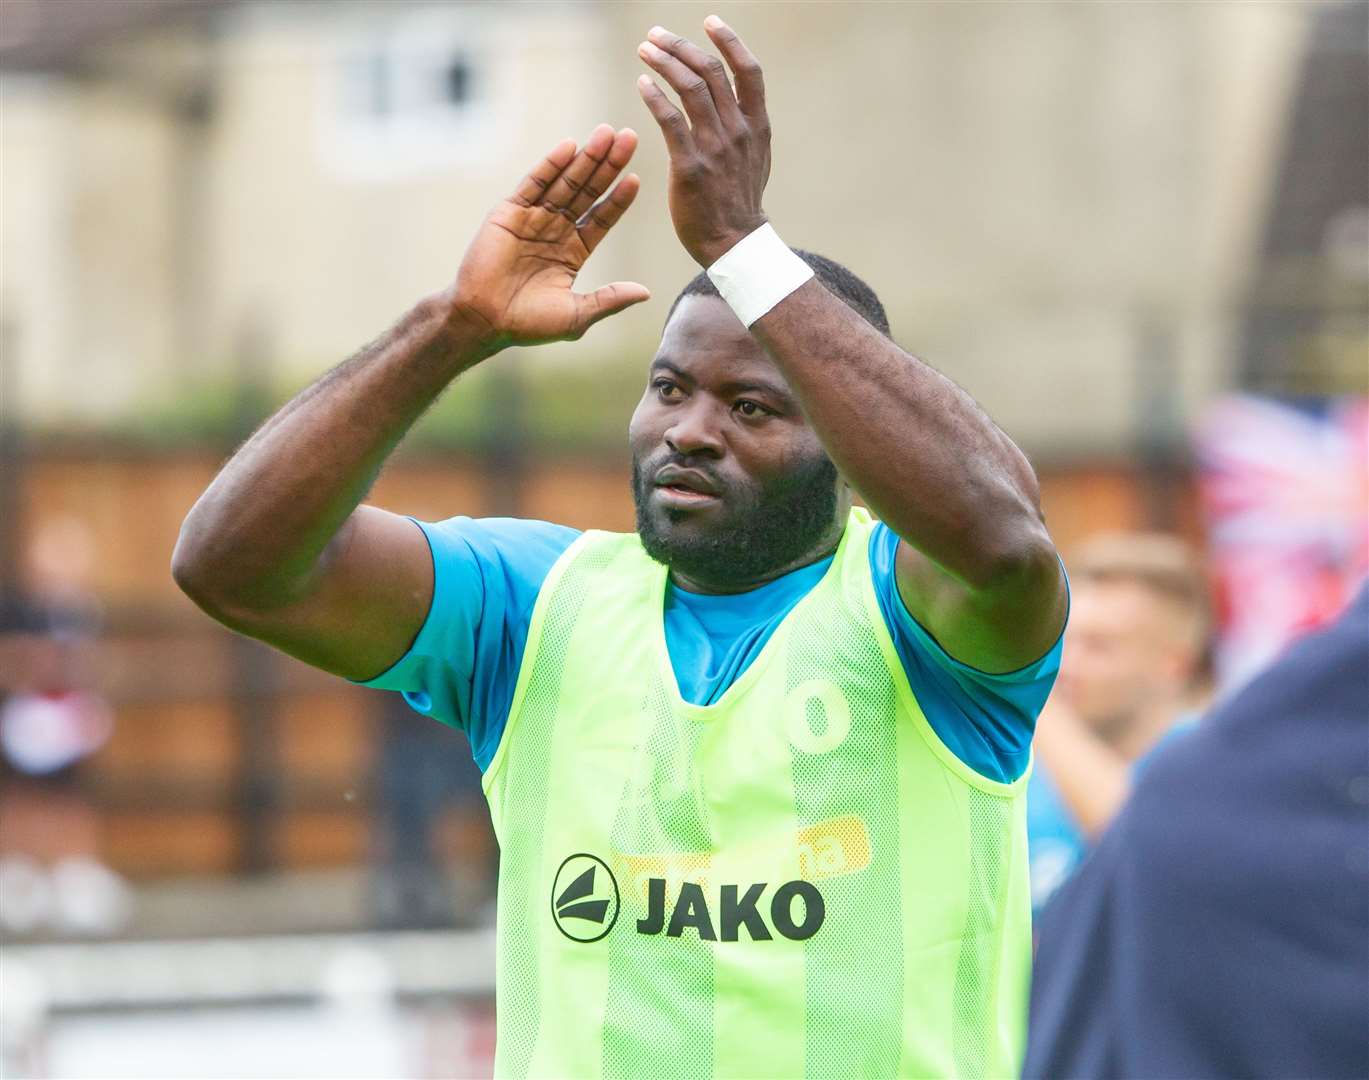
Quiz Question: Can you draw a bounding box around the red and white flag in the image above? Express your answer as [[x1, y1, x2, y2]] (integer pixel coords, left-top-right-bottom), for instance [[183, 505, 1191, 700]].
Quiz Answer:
[[1197, 394, 1368, 689]]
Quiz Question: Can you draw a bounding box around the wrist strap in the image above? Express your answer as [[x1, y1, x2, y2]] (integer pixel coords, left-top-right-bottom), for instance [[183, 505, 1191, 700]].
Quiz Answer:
[[705, 223, 814, 327]]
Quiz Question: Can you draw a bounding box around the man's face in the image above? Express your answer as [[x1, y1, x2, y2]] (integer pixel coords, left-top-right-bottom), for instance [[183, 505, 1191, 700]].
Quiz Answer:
[[1054, 580, 1192, 737], [627, 294, 846, 592]]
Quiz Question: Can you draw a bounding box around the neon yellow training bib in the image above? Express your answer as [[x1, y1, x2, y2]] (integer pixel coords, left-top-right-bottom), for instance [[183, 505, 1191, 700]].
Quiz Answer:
[[483, 507, 1032, 1079]]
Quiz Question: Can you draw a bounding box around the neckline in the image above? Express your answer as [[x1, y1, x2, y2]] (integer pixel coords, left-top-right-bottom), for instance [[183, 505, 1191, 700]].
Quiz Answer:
[[651, 515, 855, 718], [666, 554, 834, 618]]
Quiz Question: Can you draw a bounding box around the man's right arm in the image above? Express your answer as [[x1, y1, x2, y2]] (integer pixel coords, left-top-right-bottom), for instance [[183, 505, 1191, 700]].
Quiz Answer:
[[171, 126, 648, 681], [171, 300, 488, 681]]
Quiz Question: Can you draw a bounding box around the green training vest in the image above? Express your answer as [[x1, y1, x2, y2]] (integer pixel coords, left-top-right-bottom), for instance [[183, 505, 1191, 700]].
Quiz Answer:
[[482, 507, 1032, 1079]]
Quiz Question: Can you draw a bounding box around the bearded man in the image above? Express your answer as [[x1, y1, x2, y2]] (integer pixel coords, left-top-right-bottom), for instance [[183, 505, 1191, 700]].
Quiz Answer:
[[174, 17, 1067, 1078]]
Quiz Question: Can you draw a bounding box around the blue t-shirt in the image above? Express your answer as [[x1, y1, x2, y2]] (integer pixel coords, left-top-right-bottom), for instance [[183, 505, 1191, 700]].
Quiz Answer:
[[356, 517, 1064, 783], [1028, 718, 1199, 913], [1027, 768, 1089, 913]]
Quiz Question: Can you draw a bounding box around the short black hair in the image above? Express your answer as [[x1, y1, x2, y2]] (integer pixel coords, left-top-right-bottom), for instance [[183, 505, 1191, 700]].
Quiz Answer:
[[666, 248, 890, 336]]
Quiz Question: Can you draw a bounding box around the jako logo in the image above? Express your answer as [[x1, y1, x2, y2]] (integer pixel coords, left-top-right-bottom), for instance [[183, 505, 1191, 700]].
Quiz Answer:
[[551, 853, 620, 943], [636, 878, 825, 942], [552, 856, 826, 944]]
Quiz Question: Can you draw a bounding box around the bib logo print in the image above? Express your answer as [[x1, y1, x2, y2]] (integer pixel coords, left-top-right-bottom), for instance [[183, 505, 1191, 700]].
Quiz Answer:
[[551, 853, 620, 943], [553, 842, 842, 943]]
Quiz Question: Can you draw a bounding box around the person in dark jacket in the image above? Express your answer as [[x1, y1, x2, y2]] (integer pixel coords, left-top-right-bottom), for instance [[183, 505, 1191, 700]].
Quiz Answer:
[[1025, 583, 1369, 1080]]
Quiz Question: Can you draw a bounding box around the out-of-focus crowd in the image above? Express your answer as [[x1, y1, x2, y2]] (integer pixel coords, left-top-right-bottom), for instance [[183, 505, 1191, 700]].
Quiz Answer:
[[1026, 545, 1367, 1078], [0, 518, 495, 939], [1028, 532, 1214, 914], [0, 519, 130, 937]]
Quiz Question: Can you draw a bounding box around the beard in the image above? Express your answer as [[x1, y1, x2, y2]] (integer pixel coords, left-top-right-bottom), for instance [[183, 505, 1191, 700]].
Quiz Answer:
[[631, 449, 841, 589]]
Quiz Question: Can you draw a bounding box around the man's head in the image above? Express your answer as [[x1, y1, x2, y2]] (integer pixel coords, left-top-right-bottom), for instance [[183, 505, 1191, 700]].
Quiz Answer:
[[1055, 533, 1213, 748], [628, 251, 888, 593]]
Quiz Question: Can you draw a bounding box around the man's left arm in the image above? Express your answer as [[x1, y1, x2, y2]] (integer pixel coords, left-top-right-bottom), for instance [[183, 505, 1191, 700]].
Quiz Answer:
[[638, 18, 1066, 672]]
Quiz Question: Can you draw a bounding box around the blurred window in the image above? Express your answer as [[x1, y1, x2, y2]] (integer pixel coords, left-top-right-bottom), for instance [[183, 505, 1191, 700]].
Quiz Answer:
[[445, 58, 471, 108], [339, 43, 474, 122], [320, 9, 498, 182]]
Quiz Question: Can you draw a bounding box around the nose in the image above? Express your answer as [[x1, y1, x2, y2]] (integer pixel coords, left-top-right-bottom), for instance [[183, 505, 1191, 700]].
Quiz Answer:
[[664, 398, 724, 458]]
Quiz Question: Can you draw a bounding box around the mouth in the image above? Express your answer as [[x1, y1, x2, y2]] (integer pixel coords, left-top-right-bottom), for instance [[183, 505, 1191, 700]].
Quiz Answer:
[[652, 465, 723, 508], [654, 484, 721, 507]]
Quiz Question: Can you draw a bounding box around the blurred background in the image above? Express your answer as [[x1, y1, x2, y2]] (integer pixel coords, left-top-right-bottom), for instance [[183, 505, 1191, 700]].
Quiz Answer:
[[0, 1, 1364, 1077]]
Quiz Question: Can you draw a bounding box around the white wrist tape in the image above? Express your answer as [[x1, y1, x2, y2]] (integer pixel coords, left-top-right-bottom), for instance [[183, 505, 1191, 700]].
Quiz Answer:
[[705, 223, 814, 327]]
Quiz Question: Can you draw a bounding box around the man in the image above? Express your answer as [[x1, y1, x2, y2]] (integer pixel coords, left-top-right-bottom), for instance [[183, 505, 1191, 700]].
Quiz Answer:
[[1025, 584, 1369, 1079], [173, 17, 1067, 1078], [1027, 533, 1211, 911]]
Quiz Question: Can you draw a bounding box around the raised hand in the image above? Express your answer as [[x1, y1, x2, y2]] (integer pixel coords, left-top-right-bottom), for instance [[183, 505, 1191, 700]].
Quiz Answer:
[[636, 16, 771, 267], [447, 125, 650, 351]]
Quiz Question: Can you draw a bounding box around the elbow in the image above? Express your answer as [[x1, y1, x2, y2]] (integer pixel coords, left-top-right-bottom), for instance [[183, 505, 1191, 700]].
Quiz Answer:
[[170, 525, 220, 612], [171, 515, 316, 624], [965, 507, 1058, 594], [171, 516, 248, 620]]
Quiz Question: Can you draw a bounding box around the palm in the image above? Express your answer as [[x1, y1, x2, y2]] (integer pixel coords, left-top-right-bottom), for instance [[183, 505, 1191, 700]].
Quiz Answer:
[[452, 128, 648, 348], [458, 204, 594, 345]]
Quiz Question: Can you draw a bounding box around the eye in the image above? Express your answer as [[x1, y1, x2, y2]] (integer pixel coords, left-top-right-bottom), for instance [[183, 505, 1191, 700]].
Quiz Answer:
[[653, 378, 682, 400], [735, 399, 770, 418]]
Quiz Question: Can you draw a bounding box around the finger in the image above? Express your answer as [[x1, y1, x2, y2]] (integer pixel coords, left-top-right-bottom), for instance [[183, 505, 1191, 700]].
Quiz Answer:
[[637, 74, 694, 156], [577, 172, 641, 254], [638, 37, 722, 140], [539, 123, 616, 215], [509, 138, 578, 208], [703, 15, 766, 121], [565, 128, 638, 221], [646, 24, 742, 129], [574, 281, 652, 336]]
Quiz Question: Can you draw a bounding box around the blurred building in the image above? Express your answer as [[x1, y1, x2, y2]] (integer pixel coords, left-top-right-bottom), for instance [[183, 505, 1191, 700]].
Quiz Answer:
[[4, 0, 1363, 456]]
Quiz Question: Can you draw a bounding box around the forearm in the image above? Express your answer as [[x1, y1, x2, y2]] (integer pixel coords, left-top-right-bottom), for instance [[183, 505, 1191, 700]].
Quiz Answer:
[[173, 293, 492, 609], [635, 18, 1063, 666], [1033, 706, 1132, 838], [750, 278, 1045, 586]]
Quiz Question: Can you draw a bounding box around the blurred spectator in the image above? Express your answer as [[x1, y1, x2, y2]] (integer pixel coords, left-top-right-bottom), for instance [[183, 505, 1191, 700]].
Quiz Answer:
[[1028, 533, 1213, 912], [369, 691, 495, 930], [0, 518, 129, 936], [1024, 582, 1369, 1079]]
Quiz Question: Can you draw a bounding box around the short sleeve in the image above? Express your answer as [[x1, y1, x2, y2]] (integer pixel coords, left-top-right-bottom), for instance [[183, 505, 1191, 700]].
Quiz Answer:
[[867, 523, 1065, 783], [352, 516, 579, 770]]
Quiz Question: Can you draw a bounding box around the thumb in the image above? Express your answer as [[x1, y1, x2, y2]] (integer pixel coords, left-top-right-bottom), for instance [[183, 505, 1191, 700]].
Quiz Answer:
[[574, 281, 651, 335]]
